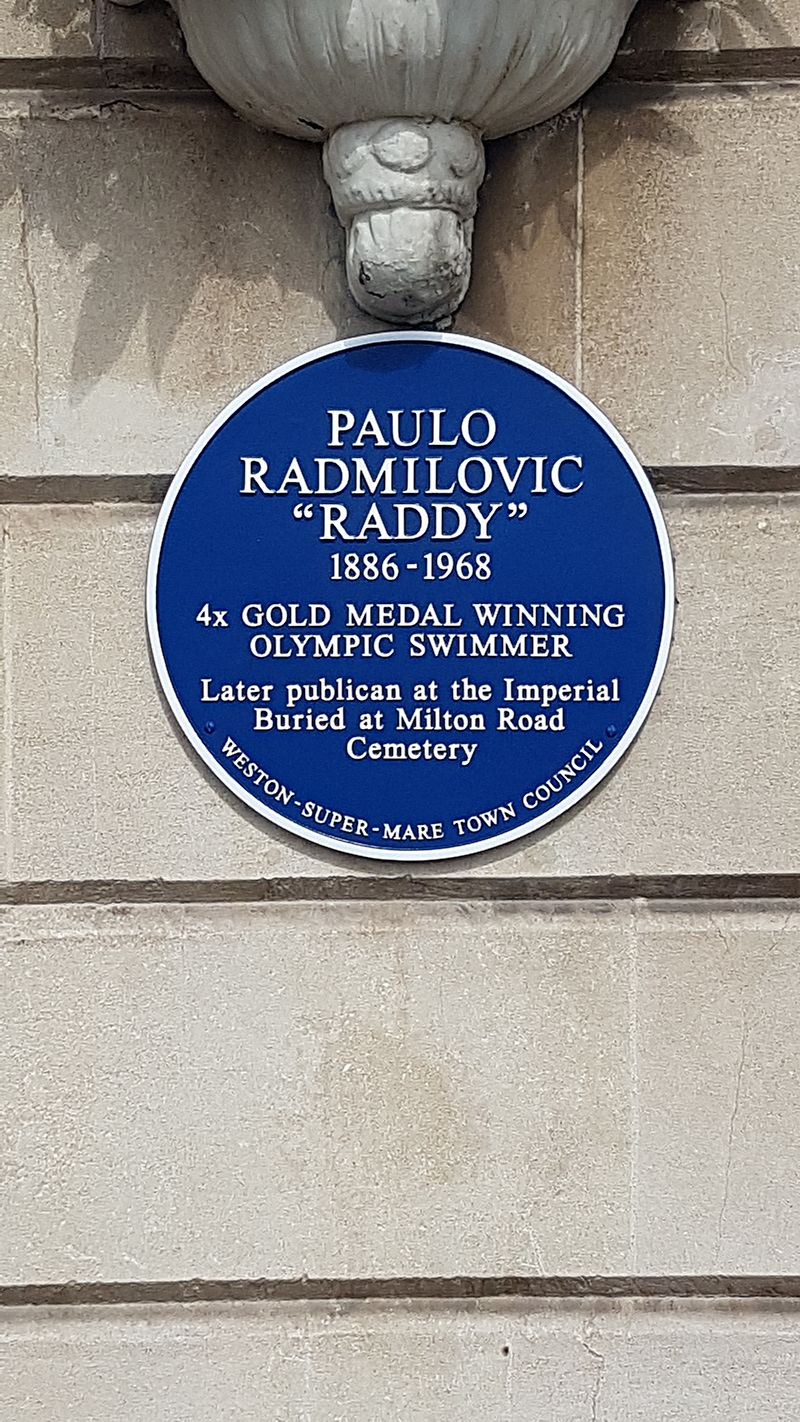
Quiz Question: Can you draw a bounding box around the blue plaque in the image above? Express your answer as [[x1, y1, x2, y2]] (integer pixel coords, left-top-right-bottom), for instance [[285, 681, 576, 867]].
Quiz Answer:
[[147, 334, 674, 861]]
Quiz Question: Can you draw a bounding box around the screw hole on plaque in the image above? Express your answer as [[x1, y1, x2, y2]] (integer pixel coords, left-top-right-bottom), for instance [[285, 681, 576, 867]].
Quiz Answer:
[[204, 722, 216, 735], [606, 725, 618, 738]]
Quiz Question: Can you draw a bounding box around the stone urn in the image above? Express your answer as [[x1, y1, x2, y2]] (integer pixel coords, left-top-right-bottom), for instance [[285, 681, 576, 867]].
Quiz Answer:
[[114, 0, 637, 323]]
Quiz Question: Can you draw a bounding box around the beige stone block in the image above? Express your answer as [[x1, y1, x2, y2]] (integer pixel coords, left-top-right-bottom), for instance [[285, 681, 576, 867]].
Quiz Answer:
[[3, 1300, 800, 1418], [0, 0, 91, 57], [96, 0, 184, 60], [0, 105, 575, 479], [0, 1300, 591, 1420], [3, 504, 321, 881], [0, 901, 631, 1281], [624, 0, 800, 51], [0, 105, 371, 480], [5, 495, 800, 883], [458, 118, 578, 384], [714, 0, 800, 47], [0, 176, 39, 476], [597, 1300, 800, 1418], [583, 88, 800, 464], [5, 901, 800, 1283], [635, 904, 800, 1274]]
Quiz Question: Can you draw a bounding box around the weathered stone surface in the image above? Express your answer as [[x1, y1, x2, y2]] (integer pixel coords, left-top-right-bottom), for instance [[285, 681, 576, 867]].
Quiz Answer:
[[4, 495, 800, 883], [460, 118, 578, 381], [96, 0, 184, 60], [0, 105, 370, 480], [583, 87, 800, 464], [1, 901, 631, 1281], [2, 1297, 800, 1419], [0, 0, 181, 61], [5, 504, 295, 882], [0, 104, 576, 476], [624, 0, 800, 52], [4, 900, 800, 1282], [0, 0, 91, 57], [622, 0, 722, 52], [0, 179, 38, 473], [635, 905, 800, 1274], [3, 89, 798, 471]]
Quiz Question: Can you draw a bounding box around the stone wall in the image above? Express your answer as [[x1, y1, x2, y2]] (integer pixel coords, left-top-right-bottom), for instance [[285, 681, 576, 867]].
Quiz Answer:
[[2, 1, 800, 1414]]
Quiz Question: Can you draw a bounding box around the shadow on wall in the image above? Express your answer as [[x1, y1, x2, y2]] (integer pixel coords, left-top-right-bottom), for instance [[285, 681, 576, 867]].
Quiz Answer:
[[626, 0, 793, 48], [468, 0, 791, 356], [465, 112, 700, 355], [0, 0, 746, 398], [716, 0, 793, 45], [0, 107, 366, 399]]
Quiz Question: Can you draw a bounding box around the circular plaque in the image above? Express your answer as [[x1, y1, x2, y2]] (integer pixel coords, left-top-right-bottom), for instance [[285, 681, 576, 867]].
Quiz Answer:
[[147, 334, 674, 860]]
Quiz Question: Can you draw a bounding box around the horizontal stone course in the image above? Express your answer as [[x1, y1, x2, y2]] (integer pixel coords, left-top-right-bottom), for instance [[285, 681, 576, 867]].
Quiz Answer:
[[0, 900, 631, 1280], [3, 1299, 800, 1418], [1, 89, 799, 470], [0, 103, 575, 478], [0, 105, 364, 480], [3, 900, 800, 1281], [2, 495, 799, 882]]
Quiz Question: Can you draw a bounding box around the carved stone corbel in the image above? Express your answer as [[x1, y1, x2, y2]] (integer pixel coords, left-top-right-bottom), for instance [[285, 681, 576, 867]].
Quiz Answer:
[[112, 0, 636, 324]]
